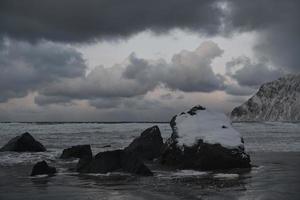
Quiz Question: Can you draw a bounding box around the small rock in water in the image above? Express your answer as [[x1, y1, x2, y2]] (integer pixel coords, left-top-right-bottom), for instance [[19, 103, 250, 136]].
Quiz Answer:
[[124, 125, 163, 160], [0, 132, 46, 152], [60, 145, 92, 159], [31, 161, 56, 176], [80, 150, 122, 173]]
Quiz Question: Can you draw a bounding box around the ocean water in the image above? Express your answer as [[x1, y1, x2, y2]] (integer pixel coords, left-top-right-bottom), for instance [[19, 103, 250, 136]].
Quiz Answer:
[[0, 122, 299, 200]]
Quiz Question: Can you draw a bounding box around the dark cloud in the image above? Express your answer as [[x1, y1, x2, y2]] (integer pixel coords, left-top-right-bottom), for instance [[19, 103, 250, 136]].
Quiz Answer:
[[1, 0, 299, 75], [0, 0, 223, 42], [226, 0, 300, 72], [36, 41, 225, 105], [0, 39, 86, 102], [226, 56, 284, 87]]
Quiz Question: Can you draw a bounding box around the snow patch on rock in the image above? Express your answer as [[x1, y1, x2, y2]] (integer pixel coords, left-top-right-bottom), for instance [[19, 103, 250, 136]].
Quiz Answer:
[[173, 106, 244, 149]]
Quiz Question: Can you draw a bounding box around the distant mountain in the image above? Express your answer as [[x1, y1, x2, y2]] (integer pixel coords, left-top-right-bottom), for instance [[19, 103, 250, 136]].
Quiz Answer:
[[231, 74, 300, 122]]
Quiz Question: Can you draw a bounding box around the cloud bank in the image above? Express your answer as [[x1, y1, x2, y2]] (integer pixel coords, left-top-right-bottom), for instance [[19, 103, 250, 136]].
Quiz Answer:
[[36, 41, 225, 107]]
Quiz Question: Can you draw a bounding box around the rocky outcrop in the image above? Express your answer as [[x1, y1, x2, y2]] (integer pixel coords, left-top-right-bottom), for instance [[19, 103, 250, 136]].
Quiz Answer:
[[160, 105, 251, 170], [79, 150, 122, 173], [120, 151, 153, 176], [124, 125, 163, 160], [60, 145, 92, 159], [31, 161, 56, 176], [0, 132, 46, 152], [231, 74, 300, 121], [77, 150, 153, 176]]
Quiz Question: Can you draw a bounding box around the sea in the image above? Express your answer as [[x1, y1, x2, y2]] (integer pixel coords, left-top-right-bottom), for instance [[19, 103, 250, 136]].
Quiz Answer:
[[0, 122, 299, 200]]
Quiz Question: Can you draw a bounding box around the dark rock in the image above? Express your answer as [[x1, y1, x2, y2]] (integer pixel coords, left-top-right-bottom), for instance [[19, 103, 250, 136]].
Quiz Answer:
[[160, 139, 250, 170], [31, 161, 56, 176], [79, 150, 122, 173], [0, 132, 46, 152], [78, 150, 153, 176], [121, 151, 153, 176], [187, 105, 206, 115], [60, 145, 92, 159], [76, 156, 93, 172], [124, 126, 163, 160]]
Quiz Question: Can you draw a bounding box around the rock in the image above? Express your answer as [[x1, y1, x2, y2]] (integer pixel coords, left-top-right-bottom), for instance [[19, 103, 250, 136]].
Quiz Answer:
[[60, 145, 92, 159], [231, 74, 300, 121], [31, 161, 56, 176], [124, 126, 163, 160], [0, 132, 46, 152], [78, 150, 153, 176], [160, 105, 251, 170], [79, 150, 122, 173], [121, 151, 153, 176]]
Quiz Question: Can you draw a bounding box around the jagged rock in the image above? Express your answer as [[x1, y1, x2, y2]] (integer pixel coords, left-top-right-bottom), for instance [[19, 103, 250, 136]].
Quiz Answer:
[[121, 151, 153, 176], [60, 145, 92, 159], [0, 132, 46, 152], [124, 126, 163, 160], [231, 74, 300, 121], [160, 105, 251, 170], [79, 150, 122, 173], [78, 150, 153, 176], [31, 161, 56, 176]]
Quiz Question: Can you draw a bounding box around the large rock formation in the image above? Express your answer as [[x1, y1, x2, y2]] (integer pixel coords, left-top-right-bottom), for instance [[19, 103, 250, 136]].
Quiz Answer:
[[78, 150, 153, 176], [0, 132, 46, 152], [124, 125, 163, 160], [75, 126, 160, 176], [160, 105, 251, 170], [31, 161, 56, 176], [231, 74, 300, 121]]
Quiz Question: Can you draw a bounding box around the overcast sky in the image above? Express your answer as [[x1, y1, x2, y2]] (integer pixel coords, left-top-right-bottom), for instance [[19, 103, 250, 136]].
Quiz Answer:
[[0, 0, 299, 121]]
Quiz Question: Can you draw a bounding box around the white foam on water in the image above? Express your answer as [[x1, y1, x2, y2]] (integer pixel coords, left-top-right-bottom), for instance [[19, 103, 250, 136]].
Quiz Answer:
[[172, 170, 208, 177], [213, 173, 239, 179], [0, 151, 57, 166]]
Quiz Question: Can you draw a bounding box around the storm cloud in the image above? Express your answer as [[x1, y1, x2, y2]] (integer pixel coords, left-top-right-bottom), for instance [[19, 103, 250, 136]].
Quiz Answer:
[[226, 56, 284, 87], [1, 0, 299, 75], [0, 0, 223, 42], [226, 0, 300, 72], [0, 39, 86, 102]]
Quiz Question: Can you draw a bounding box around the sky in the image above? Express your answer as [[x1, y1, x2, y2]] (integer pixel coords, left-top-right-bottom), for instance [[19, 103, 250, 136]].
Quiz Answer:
[[0, 0, 299, 122]]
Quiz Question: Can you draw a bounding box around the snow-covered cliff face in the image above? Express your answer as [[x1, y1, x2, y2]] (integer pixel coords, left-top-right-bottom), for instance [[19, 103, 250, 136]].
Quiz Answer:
[[231, 74, 300, 121]]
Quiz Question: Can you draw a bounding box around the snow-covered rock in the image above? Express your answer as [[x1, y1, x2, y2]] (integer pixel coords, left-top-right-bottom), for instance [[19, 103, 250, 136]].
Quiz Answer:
[[172, 106, 243, 149], [160, 105, 250, 170], [231, 74, 300, 121]]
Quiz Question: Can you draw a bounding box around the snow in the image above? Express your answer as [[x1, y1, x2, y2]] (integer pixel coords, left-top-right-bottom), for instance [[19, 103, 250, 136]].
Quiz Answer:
[[174, 108, 243, 149]]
